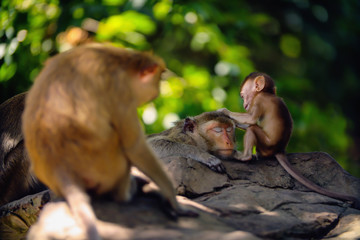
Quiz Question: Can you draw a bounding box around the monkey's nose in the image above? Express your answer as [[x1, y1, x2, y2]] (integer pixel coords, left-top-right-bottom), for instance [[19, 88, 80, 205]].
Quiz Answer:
[[226, 141, 234, 148]]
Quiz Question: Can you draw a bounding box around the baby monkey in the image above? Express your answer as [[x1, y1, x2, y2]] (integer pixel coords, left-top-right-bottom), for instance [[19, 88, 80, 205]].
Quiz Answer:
[[219, 72, 360, 209]]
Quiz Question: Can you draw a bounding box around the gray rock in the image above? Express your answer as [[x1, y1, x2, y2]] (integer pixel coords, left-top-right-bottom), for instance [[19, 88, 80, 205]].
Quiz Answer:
[[324, 208, 360, 239], [196, 183, 348, 239], [223, 152, 360, 198], [1, 152, 360, 240], [0, 190, 54, 240]]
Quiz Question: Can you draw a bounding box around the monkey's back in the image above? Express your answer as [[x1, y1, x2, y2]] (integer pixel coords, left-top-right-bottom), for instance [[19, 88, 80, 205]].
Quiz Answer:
[[22, 46, 131, 196], [148, 120, 198, 146], [0, 93, 25, 161], [256, 93, 293, 151], [0, 93, 47, 205]]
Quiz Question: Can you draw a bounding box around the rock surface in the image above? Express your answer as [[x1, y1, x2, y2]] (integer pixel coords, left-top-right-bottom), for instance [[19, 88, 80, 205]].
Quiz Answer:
[[1, 152, 360, 239], [0, 190, 54, 240]]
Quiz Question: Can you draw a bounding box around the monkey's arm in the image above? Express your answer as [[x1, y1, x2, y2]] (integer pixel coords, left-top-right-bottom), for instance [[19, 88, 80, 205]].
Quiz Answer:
[[228, 112, 257, 125], [147, 138, 225, 173], [219, 107, 260, 126], [117, 112, 177, 200], [126, 133, 198, 217], [116, 109, 196, 217]]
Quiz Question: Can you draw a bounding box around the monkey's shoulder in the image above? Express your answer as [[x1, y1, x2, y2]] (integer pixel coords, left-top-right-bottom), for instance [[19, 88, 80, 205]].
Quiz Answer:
[[255, 93, 287, 110], [0, 93, 26, 118], [255, 92, 280, 102], [0, 93, 25, 136], [147, 128, 197, 146], [147, 127, 175, 138]]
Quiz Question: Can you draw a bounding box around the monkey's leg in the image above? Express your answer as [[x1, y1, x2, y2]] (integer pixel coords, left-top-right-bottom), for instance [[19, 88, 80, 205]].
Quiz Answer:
[[57, 171, 100, 240], [230, 150, 244, 161], [112, 164, 137, 202], [242, 125, 277, 161], [241, 127, 257, 161]]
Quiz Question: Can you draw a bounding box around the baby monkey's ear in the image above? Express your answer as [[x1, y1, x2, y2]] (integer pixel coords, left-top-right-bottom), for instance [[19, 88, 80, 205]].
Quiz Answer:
[[254, 75, 265, 92]]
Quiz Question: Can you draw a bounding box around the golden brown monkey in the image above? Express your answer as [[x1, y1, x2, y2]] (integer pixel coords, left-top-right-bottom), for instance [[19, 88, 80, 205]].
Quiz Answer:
[[219, 72, 360, 209], [148, 111, 243, 173], [22, 44, 196, 240], [0, 93, 46, 206]]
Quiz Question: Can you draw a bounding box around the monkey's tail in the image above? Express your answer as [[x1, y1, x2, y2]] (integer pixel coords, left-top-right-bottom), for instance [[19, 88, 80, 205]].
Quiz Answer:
[[59, 174, 101, 240], [275, 153, 360, 209]]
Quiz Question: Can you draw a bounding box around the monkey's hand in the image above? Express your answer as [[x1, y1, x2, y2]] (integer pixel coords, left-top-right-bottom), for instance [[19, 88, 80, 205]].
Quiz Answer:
[[143, 188, 199, 220], [198, 154, 226, 173], [217, 108, 231, 115], [173, 205, 199, 218], [164, 203, 198, 220]]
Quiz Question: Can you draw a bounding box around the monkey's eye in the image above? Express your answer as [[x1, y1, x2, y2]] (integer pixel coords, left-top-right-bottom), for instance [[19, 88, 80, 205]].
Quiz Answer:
[[213, 127, 222, 133], [226, 127, 233, 132]]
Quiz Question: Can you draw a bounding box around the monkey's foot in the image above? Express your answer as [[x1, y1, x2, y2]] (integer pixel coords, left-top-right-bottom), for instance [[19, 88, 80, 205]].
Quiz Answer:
[[239, 154, 253, 161]]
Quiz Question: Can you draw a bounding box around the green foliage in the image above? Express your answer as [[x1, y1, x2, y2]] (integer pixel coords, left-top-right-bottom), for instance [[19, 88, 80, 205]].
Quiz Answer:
[[97, 10, 156, 48], [1, 0, 360, 176], [0, 0, 60, 92], [288, 101, 350, 168]]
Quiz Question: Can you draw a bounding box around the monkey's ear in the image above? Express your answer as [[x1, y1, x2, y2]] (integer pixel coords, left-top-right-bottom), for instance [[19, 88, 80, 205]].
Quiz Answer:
[[182, 117, 196, 133], [139, 64, 159, 83], [254, 76, 265, 92]]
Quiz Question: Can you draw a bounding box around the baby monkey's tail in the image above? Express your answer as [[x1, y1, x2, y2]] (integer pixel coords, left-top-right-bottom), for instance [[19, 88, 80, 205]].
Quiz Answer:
[[275, 153, 360, 210]]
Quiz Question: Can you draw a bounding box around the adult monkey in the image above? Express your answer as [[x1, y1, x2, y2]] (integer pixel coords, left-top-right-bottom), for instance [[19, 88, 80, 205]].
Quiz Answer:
[[0, 92, 46, 206], [148, 111, 243, 173], [219, 72, 360, 209], [23, 44, 196, 240]]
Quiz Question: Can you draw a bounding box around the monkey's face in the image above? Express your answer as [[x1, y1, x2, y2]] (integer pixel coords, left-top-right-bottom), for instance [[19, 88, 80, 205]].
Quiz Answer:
[[240, 80, 257, 111], [201, 120, 236, 157]]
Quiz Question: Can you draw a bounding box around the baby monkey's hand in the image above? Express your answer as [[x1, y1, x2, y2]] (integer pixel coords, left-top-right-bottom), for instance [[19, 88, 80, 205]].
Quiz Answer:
[[217, 108, 231, 115]]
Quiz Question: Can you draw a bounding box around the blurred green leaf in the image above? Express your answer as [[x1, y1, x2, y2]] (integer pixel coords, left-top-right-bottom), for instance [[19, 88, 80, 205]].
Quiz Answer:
[[97, 11, 156, 48], [153, 0, 172, 20], [183, 65, 210, 89], [280, 34, 301, 58], [102, 0, 126, 6], [0, 63, 17, 82]]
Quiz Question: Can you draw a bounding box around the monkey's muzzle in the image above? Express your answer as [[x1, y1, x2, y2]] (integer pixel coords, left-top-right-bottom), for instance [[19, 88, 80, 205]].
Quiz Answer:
[[216, 149, 235, 157]]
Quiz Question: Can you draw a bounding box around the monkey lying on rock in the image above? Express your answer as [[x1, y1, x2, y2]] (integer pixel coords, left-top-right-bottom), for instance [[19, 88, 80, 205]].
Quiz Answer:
[[0, 92, 46, 206], [147, 111, 243, 173]]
